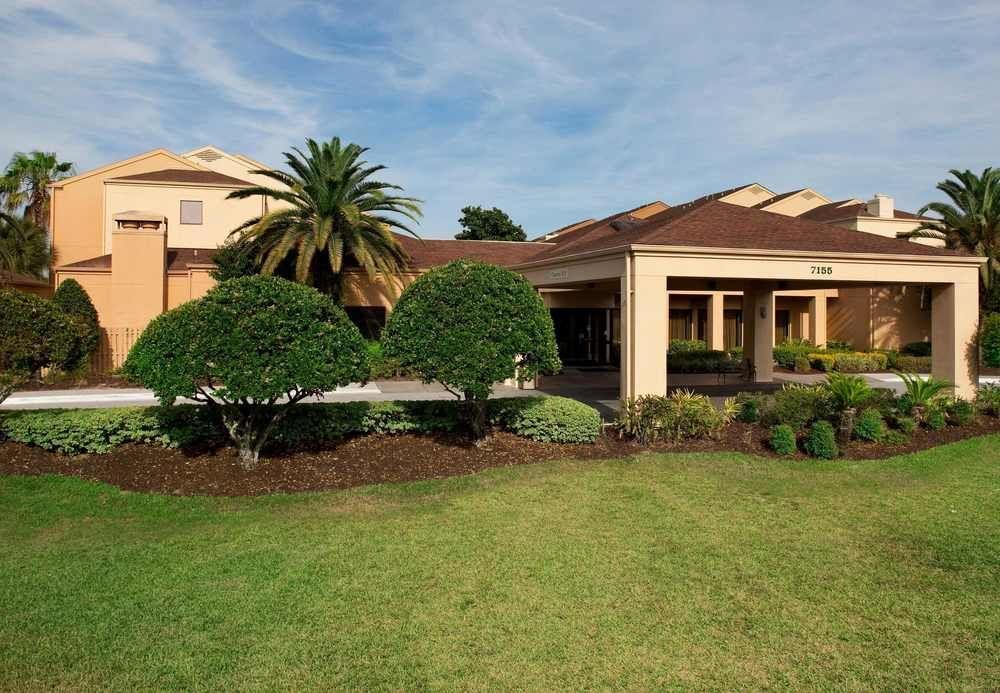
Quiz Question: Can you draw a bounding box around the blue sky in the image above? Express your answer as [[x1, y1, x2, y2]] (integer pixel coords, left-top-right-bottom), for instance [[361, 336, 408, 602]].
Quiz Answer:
[[2, 0, 999, 238]]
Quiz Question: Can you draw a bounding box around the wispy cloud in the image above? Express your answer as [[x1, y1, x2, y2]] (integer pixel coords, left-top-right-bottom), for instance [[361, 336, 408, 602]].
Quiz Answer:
[[1, 0, 998, 237]]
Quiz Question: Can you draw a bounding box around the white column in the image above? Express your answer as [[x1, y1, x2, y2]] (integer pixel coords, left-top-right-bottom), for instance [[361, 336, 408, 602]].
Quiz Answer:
[[742, 284, 775, 382], [808, 292, 827, 348], [706, 292, 725, 351], [624, 259, 668, 399], [932, 280, 979, 400]]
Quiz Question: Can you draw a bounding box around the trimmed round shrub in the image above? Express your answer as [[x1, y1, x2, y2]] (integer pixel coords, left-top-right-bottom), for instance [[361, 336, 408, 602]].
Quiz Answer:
[[122, 276, 369, 468], [981, 314, 1000, 368], [52, 278, 101, 372], [493, 396, 602, 443], [769, 424, 797, 456], [773, 339, 814, 369], [803, 420, 839, 459], [760, 385, 833, 431], [0, 289, 75, 402], [793, 355, 811, 374], [894, 355, 932, 373], [853, 408, 886, 442], [382, 260, 560, 437]]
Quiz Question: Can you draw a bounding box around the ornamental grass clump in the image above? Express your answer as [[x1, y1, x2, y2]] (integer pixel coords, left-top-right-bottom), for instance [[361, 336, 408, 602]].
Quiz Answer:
[[122, 276, 370, 469], [382, 260, 560, 439], [617, 390, 735, 444]]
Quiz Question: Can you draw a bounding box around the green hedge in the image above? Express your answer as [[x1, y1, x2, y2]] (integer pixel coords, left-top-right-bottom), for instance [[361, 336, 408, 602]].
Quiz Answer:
[[667, 350, 741, 374], [0, 397, 602, 454], [668, 339, 707, 354], [832, 351, 888, 373], [982, 314, 1000, 368], [773, 340, 814, 369]]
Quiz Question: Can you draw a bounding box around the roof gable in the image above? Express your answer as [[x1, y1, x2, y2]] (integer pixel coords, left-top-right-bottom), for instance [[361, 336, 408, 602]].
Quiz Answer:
[[50, 149, 204, 188]]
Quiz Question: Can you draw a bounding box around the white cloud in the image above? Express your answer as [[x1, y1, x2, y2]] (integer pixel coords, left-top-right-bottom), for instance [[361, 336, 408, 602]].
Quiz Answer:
[[1, 0, 998, 236]]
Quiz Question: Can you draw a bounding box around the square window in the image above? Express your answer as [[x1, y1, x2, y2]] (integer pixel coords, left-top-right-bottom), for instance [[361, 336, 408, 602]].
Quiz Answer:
[[180, 200, 203, 225]]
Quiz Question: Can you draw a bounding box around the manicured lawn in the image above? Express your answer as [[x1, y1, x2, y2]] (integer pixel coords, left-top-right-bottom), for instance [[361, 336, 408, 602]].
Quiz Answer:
[[2, 438, 999, 690]]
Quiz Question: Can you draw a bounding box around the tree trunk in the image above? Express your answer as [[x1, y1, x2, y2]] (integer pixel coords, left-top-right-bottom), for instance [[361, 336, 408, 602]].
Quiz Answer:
[[838, 408, 856, 446], [462, 395, 488, 442]]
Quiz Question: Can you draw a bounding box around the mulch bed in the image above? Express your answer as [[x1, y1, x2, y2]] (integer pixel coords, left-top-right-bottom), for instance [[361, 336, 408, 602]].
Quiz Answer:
[[3, 418, 1000, 497]]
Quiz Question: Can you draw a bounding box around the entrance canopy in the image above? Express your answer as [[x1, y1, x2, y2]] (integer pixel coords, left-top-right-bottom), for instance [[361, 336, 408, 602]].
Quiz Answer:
[[512, 200, 984, 399]]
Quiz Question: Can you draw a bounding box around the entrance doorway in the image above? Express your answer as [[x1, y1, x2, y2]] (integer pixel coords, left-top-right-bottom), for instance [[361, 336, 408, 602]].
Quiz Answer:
[[550, 308, 618, 366]]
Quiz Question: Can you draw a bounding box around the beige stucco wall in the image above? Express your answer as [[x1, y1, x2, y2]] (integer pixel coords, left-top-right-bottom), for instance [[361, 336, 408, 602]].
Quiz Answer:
[[760, 191, 829, 217], [51, 151, 199, 267], [103, 181, 263, 252], [53, 271, 112, 325], [542, 289, 616, 309], [828, 286, 932, 350], [719, 185, 775, 207]]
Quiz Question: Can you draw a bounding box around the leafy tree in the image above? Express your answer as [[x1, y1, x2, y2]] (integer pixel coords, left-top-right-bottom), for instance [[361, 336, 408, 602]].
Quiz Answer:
[[227, 137, 422, 299], [0, 289, 74, 404], [52, 279, 100, 372], [382, 260, 560, 438], [122, 276, 369, 469], [0, 151, 74, 228], [982, 313, 1000, 368], [454, 205, 527, 241], [902, 168, 1000, 305], [210, 238, 262, 282], [0, 212, 51, 283]]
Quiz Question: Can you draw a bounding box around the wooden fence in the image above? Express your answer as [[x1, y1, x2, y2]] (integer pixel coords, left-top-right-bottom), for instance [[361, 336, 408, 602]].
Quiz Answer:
[[90, 327, 143, 374]]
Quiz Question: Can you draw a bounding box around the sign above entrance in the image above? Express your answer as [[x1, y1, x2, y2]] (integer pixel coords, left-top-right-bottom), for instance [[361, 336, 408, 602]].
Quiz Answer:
[[547, 269, 569, 281]]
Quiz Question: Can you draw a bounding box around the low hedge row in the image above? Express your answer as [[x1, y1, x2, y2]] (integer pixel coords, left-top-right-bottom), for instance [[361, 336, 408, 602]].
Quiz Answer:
[[0, 396, 603, 454]]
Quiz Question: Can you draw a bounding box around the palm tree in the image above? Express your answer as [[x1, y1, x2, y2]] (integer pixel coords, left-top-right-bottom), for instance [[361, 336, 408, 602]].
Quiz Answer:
[[0, 151, 75, 229], [902, 168, 1000, 304], [0, 211, 52, 284], [227, 137, 422, 297]]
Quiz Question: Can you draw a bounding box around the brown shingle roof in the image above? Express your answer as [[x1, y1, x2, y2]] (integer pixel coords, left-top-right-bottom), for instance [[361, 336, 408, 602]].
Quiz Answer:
[[59, 247, 219, 272], [108, 169, 253, 186], [752, 189, 806, 209], [799, 201, 932, 222], [525, 200, 964, 263], [394, 235, 550, 269]]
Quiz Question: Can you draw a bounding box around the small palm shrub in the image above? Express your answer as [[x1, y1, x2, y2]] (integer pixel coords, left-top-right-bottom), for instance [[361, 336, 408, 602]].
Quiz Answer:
[[976, 384, 1000, 416], [803, 420, 839, 459], [826, 372, 872, 411], [982, 314, 1000, 368], [769, 424, 797, 456], [853, 408, 886, 442], [794, 355, 811, 374], [897, 372, 951, 422]]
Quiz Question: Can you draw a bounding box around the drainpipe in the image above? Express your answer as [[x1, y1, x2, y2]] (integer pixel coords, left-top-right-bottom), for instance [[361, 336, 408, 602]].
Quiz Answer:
[[623, 248, 632, 400]]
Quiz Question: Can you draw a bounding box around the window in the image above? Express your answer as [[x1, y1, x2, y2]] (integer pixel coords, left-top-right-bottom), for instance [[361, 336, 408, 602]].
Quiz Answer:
[[180, 200, 203, 225]]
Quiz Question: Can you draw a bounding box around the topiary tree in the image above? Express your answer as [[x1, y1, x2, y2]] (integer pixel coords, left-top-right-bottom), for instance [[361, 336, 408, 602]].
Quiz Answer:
[[0, 289, 74, 403], [52, 278, 100, 373], [122, 276, 370, 469], [382, 260, 560, 438]]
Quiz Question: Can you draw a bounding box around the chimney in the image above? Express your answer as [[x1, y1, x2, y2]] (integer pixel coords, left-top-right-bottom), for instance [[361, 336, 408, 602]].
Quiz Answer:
[[867, 193, 894, 219], [110, 211, 167, 330]]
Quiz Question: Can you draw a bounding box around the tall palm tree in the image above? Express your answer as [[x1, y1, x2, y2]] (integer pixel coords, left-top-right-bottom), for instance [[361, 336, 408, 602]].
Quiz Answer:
[[903, 168, 1000, 304], [0, 151, 75, 229], [227, 137, 422, 297], [0, 211, 52, 284]]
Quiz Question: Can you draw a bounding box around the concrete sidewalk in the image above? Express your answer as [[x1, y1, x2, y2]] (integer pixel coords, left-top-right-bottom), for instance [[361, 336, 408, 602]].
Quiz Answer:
[[1, 380, 540, 410]]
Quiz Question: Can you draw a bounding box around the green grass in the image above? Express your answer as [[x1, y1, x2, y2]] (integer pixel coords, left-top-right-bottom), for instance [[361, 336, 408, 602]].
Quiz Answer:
[[2, 438, 1000, 690]]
